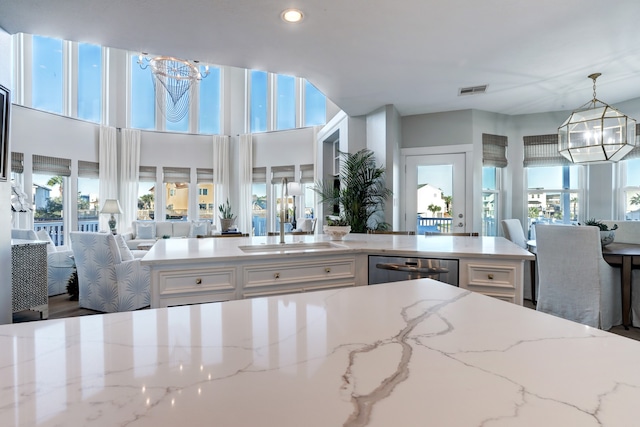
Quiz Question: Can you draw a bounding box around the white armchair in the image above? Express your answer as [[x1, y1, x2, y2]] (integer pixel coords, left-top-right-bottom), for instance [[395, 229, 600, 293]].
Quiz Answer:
[[535, 224, 621, 330], [70, 232, 150, 313], [11, 228, 75, 296]]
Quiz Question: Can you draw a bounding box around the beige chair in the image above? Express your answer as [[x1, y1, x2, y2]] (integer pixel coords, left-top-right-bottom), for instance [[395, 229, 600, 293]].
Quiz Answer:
[[501, 219, 537, 304], [535, 224, 621, 330]]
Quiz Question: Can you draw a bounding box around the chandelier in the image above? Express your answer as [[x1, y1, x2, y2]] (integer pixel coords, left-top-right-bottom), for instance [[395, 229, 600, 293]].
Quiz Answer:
[[137, 54, 209, 122], [558, 73, 636, 163]]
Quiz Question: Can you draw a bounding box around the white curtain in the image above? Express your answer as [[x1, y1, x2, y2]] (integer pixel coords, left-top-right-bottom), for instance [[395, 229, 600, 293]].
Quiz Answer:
[[119, 129, 141, 233], [238, 134, 253, 235], [99, 126, 118, 232], [212, 135, 230, 231]]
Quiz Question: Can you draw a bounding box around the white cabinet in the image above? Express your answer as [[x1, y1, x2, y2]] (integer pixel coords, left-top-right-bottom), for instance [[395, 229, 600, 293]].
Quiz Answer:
[[459, 258, 523, 304], [150, 255, 359, 308], [242, 257, 356, 298], [154, 266, 237, 308]]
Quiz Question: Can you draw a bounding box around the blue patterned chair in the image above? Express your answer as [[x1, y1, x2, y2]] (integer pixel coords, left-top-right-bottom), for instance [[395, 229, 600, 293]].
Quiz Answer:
[[70, 231, 150, 313]]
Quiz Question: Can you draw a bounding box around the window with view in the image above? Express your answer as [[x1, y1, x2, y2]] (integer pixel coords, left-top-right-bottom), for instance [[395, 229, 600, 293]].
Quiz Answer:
[[621, 157, 640, 219], [250, 70, 268, 133], [527, 165, 582, 235], [77, 161, 100, 232], [137, 166, 156, 220], [163, 167, 190, 221], [482, 167, 499, 236], [197, 168, 214, 221], [130, 55, 156, 130], [199, 65, 221, 134], [276, 74, 295, 130], [304, 80, 326, 127], [32, 35, 64, 115], [77, 43, 102, 123], [251, 167, 267, 236]]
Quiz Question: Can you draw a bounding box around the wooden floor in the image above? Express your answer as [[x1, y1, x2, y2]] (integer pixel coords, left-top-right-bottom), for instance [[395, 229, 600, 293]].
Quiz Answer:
[[13, 294, 640, 341]]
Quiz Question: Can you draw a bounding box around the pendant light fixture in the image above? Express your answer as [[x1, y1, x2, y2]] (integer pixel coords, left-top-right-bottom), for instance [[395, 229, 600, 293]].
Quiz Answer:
[[558, 73, 636, 163]]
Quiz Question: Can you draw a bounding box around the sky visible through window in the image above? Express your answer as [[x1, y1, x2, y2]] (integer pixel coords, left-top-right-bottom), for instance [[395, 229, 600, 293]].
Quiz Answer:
[[32, 35, 63, 114]]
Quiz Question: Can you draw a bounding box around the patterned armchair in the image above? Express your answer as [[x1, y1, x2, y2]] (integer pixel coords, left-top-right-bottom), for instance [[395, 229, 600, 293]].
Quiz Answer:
[[70, 232, 150, 313], [11, 228, 75, 296]]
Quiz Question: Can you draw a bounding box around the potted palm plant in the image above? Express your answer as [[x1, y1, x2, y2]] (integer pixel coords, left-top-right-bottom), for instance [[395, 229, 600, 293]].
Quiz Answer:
[[314, 148, 392, 233]]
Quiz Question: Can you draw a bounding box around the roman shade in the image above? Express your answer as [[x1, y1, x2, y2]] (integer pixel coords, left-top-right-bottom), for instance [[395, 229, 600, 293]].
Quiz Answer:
[[78, 161, 99, 179], [139, 166, 156, 181], [11, 152, 23, 173], [482, 134, 508, 168], [196, 168, 214, 183], [163, 167, 190, 183], [271, 165, 295, 184], [32, 155, 71, 176], [523, 134, 572, 167]]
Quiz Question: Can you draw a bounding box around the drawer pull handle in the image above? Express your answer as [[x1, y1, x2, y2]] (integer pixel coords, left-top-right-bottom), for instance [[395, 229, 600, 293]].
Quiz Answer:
[[196, 278, 202, 285], [325, 267, 331, 273], [274, 273, 280, 279], [487, 274, 494, 280]]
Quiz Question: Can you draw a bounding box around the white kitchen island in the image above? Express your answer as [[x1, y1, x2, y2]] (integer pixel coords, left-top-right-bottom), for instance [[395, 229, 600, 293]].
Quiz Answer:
[[1, 279, 639, 426], [141, 234, 535, 307]]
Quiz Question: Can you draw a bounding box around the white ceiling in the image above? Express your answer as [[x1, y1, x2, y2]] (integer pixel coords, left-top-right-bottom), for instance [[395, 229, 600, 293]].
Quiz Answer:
[[1, 0, 640, 118]]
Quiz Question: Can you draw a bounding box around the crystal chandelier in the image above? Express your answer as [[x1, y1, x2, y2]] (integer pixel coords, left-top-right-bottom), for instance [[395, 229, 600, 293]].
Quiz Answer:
[[558, 73, 636, 163], [137, 54, 209, 123]]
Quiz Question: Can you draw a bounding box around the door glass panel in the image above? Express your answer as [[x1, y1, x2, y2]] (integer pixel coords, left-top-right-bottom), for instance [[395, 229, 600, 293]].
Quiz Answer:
[[405, 153, 465, 234], [416, 165, 453, 233]]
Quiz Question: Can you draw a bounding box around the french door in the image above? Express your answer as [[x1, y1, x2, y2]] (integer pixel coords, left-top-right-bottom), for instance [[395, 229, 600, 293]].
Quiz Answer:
[[404, 153, 466, 233]]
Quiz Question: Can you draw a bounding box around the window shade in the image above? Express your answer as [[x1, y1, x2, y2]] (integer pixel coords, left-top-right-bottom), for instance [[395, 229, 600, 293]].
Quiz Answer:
[[196, 168, 214, 183], [271, 165, 295, 184], [11, 152, 24, 173], [300, 164, 314, 183], [252, 167, 266, 183], [32, 154, 71, 176], [78, 161, 99, 178], [482, 133, 508, 168], [163, 167, 191, 183], [523, 134, 572, 167], [139, 166, 156, 181]]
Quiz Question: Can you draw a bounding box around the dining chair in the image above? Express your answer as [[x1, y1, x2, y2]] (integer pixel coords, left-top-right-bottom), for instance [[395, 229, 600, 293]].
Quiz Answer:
[[501, 219, 537, 305], [535, 224, 621, 330]]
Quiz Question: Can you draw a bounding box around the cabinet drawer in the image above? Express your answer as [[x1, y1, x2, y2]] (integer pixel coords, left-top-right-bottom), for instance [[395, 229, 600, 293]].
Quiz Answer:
[[159, 267, 236, 295], [244, 258, 355, 288], [465, 263, 516, 289]]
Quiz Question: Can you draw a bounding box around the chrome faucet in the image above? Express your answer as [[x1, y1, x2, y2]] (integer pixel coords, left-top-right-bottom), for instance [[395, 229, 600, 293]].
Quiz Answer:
[[280, 177, 288, 244]]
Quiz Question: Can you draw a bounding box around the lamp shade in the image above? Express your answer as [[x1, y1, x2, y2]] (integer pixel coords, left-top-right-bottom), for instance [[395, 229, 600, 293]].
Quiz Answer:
[[287, 182, 304, 196], [101, 199, 123, 214]]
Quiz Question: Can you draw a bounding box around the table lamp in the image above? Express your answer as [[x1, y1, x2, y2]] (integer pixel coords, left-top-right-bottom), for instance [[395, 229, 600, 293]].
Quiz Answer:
[[101, 199, 123, 234]]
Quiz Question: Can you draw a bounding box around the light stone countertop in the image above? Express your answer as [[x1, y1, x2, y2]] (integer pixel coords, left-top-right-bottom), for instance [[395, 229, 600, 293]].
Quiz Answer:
[[1, 279, 639, 426], [141, 234, 535, 265]]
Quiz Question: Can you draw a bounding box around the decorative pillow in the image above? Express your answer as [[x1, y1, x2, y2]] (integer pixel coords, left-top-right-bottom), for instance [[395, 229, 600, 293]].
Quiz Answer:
[[189, 221, 209, 238], [136, 222, 156, 239], [115, 234, 135, 261], [36, 229, 57, 253]]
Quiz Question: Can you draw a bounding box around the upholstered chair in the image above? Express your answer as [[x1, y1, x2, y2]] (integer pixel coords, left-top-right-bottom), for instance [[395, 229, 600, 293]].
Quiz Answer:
[[11, 228, 75, 296], [70, 231, 150, 313], [535, 224, 621, 330]]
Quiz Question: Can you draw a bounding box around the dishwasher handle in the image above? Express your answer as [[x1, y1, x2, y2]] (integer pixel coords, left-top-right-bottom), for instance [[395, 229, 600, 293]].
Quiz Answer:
[[375, 263, 449, 274]]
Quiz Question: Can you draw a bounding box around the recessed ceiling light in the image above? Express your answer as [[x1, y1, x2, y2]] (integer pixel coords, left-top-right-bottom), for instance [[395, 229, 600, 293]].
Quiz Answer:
[[281, 8, 304, 23]]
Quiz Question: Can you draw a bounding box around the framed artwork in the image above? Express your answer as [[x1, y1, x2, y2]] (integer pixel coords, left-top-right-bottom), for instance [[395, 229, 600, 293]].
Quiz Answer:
[[0, 84, 9, 181]]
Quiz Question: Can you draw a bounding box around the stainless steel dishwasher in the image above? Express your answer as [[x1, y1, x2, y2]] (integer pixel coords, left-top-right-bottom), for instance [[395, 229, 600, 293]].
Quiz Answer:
[[368, 255, 459, 286]]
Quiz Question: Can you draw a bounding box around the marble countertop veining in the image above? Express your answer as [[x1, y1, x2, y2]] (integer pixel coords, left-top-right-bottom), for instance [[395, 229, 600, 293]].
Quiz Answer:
[[1, 279, 639, 426], [141, 234, 535, 264]]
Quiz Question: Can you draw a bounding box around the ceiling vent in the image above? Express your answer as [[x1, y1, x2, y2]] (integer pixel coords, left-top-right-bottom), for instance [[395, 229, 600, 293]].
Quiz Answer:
[[458, 85, 488, 96]]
